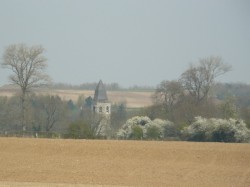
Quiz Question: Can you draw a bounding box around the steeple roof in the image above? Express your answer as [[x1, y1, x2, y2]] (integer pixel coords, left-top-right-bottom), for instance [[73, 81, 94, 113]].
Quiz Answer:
[[94, 80, 108, 103]]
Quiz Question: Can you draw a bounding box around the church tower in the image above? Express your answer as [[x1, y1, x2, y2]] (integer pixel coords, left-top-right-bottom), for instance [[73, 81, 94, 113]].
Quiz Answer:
[[92, 80, 111, 116], [92, 80, 111, 137]]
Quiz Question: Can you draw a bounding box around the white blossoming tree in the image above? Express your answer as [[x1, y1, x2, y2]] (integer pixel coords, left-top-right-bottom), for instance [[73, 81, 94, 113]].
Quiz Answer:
[[183, 117, 250, 142], [117, 116, 176, 140]]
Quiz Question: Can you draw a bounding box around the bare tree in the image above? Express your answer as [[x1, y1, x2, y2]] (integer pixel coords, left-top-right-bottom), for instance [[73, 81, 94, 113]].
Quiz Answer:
[[1, 44, 50, 130], [180, 56, 232, 104], [43, 95, 63, 133], [153, 80, 184, 119]]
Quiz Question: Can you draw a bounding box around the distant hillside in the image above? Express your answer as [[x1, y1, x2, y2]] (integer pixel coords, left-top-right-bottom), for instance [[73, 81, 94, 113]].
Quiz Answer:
[[1, 82, 250, 108], [51, 82, 155, 92], [0, 87, 153, 108]]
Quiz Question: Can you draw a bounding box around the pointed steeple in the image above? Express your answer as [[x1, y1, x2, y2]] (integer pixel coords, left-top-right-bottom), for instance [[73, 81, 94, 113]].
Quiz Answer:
[[92, 80, 111, 137], [94, 80, 108, 103]]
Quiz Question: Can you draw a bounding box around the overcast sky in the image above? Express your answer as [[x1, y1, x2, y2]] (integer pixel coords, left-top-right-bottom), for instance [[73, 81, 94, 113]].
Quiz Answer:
[[0, 0, 249, 87]]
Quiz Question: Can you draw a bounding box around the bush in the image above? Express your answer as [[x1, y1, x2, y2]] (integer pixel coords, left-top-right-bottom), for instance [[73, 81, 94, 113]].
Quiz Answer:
[[163, 123, 180, 138], [146, 126, 160, 140], [182, 117, 212, 141], [65, 121, 94, 139], [117, 116, 177, 140], [131, 126, 143, 140], [182, 117, 250, 143], [212, 124, 235, 142]]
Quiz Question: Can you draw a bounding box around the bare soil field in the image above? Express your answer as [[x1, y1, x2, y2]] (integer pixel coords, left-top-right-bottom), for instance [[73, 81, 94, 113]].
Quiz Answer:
[[0, 138, 249, 187], [0, 89, 152, 108]]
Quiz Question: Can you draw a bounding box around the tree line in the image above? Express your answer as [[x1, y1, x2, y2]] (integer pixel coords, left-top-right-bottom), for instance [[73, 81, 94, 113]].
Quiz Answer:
[[0, 43, 249, 142], [144, 57, 249, 129]]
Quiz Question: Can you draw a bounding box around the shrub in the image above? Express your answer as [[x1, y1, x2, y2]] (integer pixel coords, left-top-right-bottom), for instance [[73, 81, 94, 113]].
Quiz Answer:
[[183, 117, 250, 143], [182, 117, 213, 141], [116, 116, 150, 139], [146, 126, 160, 140], [131, 126, 143, 140], [163, 122, 180, 138], [65, 121, 94, 139], [117, 116, 176, 140], [212, 124, 235, 142]]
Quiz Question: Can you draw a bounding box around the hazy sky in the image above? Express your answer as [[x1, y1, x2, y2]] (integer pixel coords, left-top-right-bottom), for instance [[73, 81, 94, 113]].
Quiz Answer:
[[0, 0, 249, 87]]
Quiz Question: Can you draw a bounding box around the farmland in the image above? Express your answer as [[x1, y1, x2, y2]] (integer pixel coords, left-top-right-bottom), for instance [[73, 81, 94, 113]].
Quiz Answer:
[[0, 138, 249, 187], [0, 88, 153, 108]]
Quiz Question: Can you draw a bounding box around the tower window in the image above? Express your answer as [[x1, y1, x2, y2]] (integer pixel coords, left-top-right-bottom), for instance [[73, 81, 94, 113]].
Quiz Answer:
[[106, 106, 109, 113]]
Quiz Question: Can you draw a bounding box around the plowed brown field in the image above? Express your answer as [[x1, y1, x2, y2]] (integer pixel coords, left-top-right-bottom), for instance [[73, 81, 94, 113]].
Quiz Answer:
[[0, 138, 249, 187]]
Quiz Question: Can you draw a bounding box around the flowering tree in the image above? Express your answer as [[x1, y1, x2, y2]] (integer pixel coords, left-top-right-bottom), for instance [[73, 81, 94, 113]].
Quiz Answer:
[[117, 116, 176, 140], [183, 117, 250, 142]]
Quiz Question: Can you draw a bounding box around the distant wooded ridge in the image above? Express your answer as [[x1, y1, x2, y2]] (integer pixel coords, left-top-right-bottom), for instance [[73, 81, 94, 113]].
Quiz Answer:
[[50, 82, 155, 91], [47, 82, 250, 96]]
